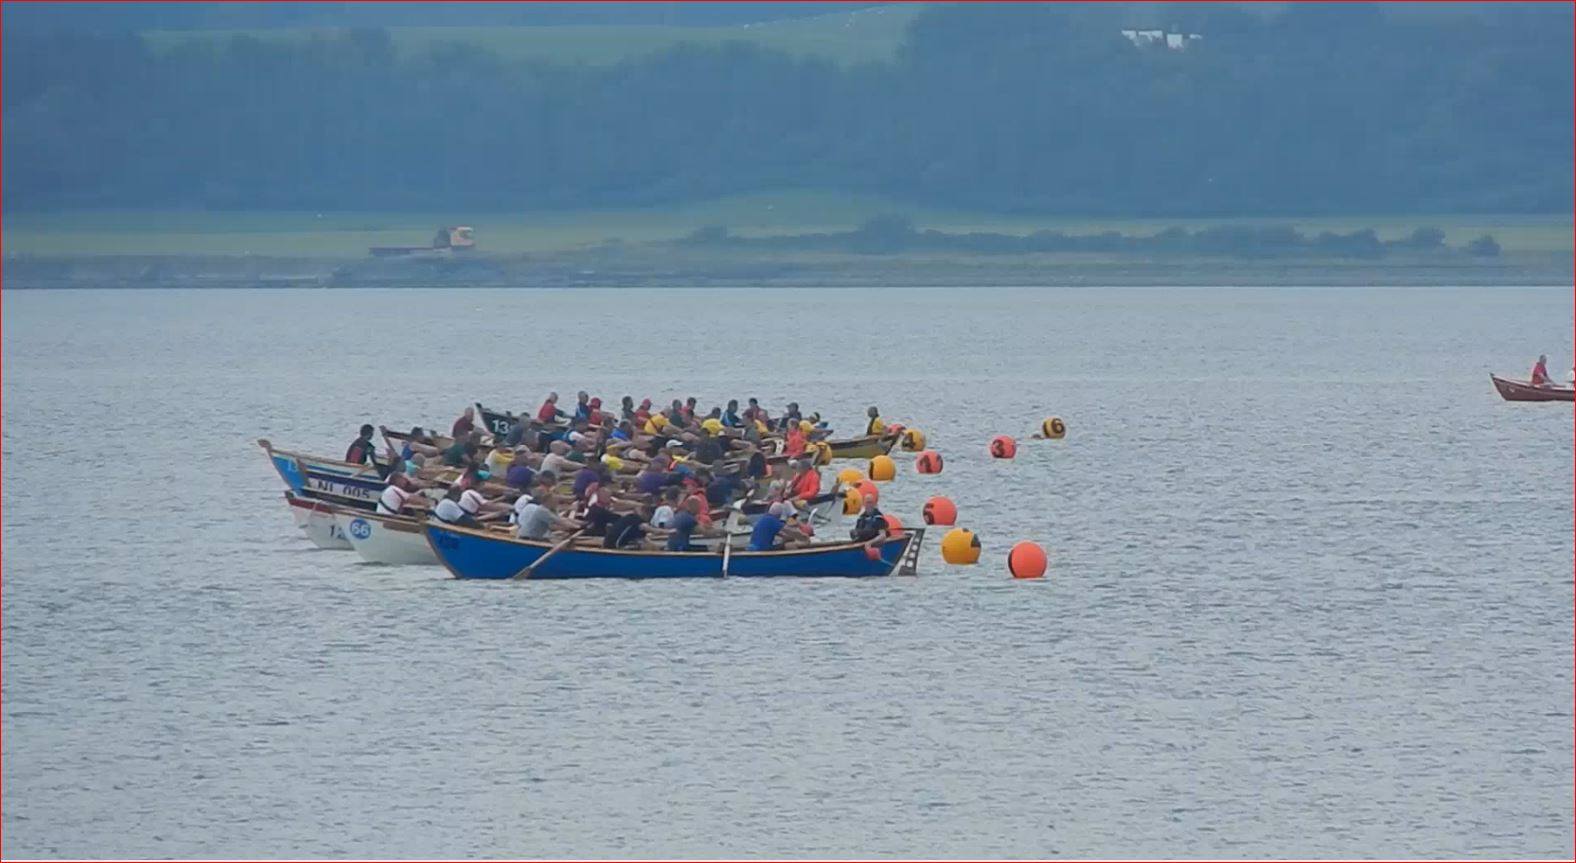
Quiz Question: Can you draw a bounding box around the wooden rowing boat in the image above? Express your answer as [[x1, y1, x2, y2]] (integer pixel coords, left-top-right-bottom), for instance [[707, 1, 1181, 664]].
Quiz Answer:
[[1491, 374, 1575, 402], [425, 520, 923, 579], [826, 432, 899, 460]]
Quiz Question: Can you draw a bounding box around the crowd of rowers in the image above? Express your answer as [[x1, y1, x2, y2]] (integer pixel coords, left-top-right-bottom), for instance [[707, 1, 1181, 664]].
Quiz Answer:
[[341, 391, 896, 554]]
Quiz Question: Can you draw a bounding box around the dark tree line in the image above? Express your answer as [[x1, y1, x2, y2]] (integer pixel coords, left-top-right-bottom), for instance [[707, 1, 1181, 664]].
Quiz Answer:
[[4, 3, 1570, 216], [682, 216, 1504, 258]]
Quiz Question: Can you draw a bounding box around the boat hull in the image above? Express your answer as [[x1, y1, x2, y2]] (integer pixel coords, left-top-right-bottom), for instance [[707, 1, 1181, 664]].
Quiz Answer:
[[285, 492, 353, 549], [1491, 374, 1574, 402], [344, 511, 439, 565], [424, 522, 913, 580], [259, 439, 389, 492], [827, 433, 899, 460]]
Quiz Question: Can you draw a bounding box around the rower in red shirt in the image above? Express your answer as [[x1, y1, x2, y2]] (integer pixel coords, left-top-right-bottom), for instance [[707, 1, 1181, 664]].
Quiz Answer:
[[789, 460, 821, 502], [537, 391, 565, 423], [783, 423, 807, 458], [1530, 354, 1555, 387]]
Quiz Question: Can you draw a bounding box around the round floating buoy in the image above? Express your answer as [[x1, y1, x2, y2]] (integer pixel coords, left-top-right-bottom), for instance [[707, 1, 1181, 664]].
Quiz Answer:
[[1041, 417, 1066, 440], [836, 467, 867, 486], [855, 480, 880, 507], [842, 486, 863, 516], [864, 544, 882, 561], [868, 454, 896, 482], [881, 513, 905, 537], [1008, 541, 1047, 579], [901, 428, 927, 452], [989, 435, 1017, 459], [922, 496, 957, 526], [886, 422, 906, 438], [915, 450, 943, 474], [940, 528, 981, 564], [813, 441, 833, 466]]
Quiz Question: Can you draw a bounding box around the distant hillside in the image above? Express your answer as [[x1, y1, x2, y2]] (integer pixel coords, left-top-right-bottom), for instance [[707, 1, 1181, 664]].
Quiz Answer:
[[5, 3, 1570, 216]]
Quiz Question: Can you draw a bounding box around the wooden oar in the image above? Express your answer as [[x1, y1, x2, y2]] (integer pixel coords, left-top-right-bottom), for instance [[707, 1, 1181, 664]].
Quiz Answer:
[[511, 528, 586, 580]]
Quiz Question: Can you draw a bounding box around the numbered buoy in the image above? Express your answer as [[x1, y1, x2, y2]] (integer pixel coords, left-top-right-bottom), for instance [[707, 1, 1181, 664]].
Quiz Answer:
[[989, 435, 1017, 459], [855, 480, 880, 507], [886, 422, 906, 438], [941, 528, 981, 564], [1007, 541, 1047, 579], [881, 513, 906, 537], [868, 454, 897, 482], [901, 428, 927, 452], [836, 467, 867, 486], [922, 496, 957, 526], [1041, 417, 1066, 439], [915, 450, 943, 474], [842, 486, 863, 516]]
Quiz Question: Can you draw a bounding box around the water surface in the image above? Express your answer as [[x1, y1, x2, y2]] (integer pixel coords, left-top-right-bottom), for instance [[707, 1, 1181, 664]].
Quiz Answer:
[[3, 286, 1571, 857]]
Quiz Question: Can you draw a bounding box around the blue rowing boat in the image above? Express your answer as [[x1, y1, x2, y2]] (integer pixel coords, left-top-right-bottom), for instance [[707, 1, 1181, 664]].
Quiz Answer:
[[424, 521, 922, 579], [258, 438, 387, 493]]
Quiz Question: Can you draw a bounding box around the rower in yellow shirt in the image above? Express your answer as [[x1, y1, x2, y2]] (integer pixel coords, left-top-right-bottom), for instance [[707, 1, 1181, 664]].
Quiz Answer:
[[865, 406, 886, 436]]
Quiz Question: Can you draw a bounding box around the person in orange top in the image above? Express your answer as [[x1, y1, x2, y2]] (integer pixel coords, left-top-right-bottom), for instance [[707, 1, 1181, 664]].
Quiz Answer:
[[783, 422, 808, 458], [788, 459, 821, 502]]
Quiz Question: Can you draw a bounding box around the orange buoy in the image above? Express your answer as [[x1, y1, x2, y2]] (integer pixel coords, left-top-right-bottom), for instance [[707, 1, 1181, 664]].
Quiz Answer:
[[900, 428, 927, 452], [836, 466, 866, 486], [855, 480, 880, 507], [1040, 417, 1066, 439], [842, 486, 863, 516], [1007, 541, 1047, 579], [989, 435, 1017, 459], [940, 528, 981, 564], [886, 422, 906, 438], [864, 544, 882, 561], [868, 454, 897, 482], [881, 513, 905, 537], [914, 449, 943, 474], [922, 496, 957, 526]]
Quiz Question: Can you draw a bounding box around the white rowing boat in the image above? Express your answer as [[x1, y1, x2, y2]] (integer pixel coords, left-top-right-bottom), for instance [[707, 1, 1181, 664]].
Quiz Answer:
[[284, 492, 353, 550], [343, 510, 440, 565]]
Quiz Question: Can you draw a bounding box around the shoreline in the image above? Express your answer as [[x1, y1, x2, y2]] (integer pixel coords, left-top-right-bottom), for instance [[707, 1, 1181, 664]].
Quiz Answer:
[[4, 249, 1570, 290]]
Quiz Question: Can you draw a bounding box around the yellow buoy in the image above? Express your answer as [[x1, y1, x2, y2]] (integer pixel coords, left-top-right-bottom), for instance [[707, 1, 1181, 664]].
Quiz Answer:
[[901, 428, 927, 452], [1041, 417, 1066, 439], [842, 486, 863, 516], [868, 454, 896, 482], [836, 467, 867, 486], [813, 440, 833, 465], [940, 528, 981, 564]]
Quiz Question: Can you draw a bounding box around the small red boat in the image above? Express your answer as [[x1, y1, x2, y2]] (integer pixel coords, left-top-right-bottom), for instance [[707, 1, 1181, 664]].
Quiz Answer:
[[1490, 374, 1575, 402]]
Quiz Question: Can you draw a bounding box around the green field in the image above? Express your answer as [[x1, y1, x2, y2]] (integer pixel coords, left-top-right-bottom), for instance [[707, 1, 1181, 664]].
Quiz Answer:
[[142, 6, 922, 67], [5, 189, 1570, 259]]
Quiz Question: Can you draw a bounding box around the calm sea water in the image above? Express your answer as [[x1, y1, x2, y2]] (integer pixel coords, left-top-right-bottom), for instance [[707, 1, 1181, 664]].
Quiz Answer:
[[2, 286, 1571, 858]]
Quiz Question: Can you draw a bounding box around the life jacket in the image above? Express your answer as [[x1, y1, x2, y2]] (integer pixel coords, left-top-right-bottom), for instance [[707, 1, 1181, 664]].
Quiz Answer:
[[784, 428, 807, 457]]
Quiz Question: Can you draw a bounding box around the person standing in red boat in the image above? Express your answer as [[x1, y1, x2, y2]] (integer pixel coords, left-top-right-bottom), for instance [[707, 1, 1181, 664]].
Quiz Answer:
[[1529, 354, 1556, 387]]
